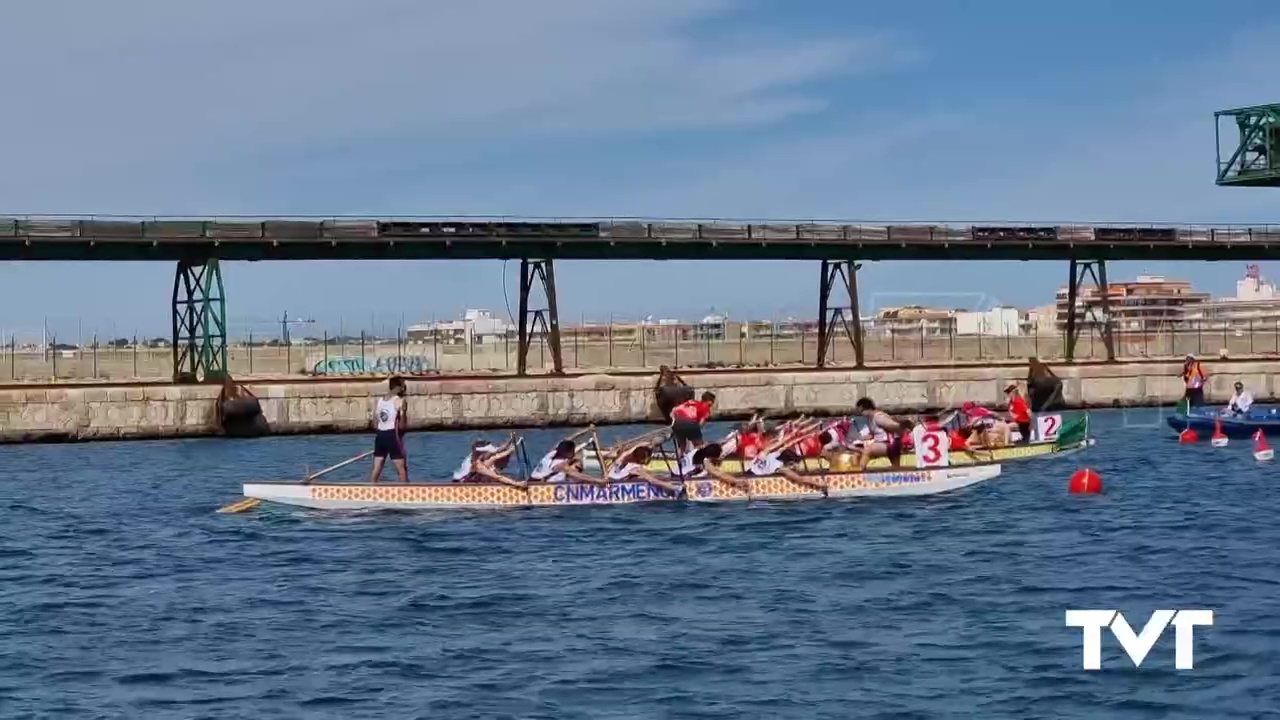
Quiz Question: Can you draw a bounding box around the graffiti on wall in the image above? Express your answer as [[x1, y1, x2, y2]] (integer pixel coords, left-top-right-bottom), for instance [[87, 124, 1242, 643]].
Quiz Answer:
[[312, 356, 434, 375]]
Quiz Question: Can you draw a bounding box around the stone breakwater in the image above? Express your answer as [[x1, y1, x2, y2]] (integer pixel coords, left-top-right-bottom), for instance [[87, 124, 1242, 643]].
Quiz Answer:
[[0, 360, 1269, 443]]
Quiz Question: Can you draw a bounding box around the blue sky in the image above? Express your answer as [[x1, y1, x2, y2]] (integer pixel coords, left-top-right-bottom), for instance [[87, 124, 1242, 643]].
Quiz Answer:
[[3, 0, 1280, 341]]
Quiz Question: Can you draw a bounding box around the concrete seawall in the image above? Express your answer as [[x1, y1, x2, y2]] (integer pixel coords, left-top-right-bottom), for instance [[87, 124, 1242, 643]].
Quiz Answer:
[[0, 360, 1267, 443]]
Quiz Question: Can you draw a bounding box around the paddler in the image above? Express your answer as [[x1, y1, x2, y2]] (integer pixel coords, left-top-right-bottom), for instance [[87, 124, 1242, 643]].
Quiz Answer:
[[606, 443, 682, 493], [369, 375, 408, 483], [852, 398, 912, 470], [1181, 354, 1207, 407], [1004, 384, 1032, 444], [793, 417, 852, 463], [530, 439, 597, 484], [670, 391, 716, 454], [453, 434, 517, 482]]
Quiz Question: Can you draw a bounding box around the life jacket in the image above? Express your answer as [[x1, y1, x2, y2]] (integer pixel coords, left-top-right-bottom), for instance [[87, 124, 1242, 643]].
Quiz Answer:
[[1184, 362, 1206, 389]]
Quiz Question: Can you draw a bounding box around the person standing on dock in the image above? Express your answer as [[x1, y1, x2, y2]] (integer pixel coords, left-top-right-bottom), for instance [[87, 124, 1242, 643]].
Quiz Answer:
[[1181, 354, 1207, 407], [369, 376, 409, 483]]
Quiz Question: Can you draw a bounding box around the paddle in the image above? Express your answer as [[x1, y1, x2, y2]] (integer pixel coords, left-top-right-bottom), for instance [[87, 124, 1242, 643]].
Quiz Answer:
[[304, 450, 375, 484], [217, 448, 375, 514]]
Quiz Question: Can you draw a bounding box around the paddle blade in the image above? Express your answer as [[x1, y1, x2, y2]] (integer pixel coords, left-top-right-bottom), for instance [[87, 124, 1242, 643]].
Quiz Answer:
[[217, 497, 260, 514]]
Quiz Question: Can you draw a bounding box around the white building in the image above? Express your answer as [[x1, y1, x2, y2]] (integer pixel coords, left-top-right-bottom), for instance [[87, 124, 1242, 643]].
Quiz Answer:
[[1184, 265, 1280, 331], [407, 309, 517, 345], [954, 306, 1021, 336]]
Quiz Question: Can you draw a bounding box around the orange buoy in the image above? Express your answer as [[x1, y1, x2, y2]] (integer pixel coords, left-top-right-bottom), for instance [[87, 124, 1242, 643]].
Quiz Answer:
[[1069, 468, 1103, 494], [1178, 428, 1199, 443]]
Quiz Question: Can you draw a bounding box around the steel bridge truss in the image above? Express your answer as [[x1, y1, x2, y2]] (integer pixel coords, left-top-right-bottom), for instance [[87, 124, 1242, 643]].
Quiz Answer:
[[816, 260, 865, 368], [1216, 104, 1280, 187], [516, 258, 564, 376], [1064, 259, 1115, 363], [172, 258, 229, 383]]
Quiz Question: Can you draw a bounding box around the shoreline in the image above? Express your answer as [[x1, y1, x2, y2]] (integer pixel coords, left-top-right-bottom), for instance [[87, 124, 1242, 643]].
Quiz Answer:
[[0, 359, 1250, 445]]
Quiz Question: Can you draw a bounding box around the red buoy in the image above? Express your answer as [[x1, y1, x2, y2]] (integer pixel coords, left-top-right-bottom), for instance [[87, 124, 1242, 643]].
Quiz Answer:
[[1178, 428, 1199, 443], [1069, 468, 1103, 494]]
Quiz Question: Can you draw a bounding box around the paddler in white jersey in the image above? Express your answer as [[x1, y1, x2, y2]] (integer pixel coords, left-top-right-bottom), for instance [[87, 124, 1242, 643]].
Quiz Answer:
[[851, 397, 912, 471], [369, 376, 408, 483], [607, 443, 682, 493], [453, 434, 517, 482], [530, 439, 596, 483]]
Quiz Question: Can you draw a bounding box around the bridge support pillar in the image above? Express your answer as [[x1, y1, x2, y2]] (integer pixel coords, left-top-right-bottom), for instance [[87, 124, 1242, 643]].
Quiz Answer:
[[1064, 258, 1115, 363], [172, 258, 229, 383], [817, 260, 865, 368], [517, 258, 564, 376]]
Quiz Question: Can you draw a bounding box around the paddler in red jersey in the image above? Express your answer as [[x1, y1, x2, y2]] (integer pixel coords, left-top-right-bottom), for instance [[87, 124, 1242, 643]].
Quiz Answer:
[[670, 391, 715, 454], [727, 419, 767, 460], [1004, 383, 1032, 443], [793, 417, 853, 461]]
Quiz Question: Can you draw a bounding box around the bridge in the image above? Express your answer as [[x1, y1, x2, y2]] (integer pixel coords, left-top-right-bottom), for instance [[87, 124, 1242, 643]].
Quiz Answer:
[[1, 103, 1275, 384]]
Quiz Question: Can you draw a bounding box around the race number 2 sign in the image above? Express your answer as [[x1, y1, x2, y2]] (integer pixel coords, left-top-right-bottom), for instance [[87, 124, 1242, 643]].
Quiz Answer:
[[1037, 414, 1062, 441]]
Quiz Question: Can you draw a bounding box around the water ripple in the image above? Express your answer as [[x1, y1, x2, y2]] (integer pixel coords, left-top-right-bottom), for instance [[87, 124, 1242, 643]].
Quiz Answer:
[[1, 411, 1277, 718]]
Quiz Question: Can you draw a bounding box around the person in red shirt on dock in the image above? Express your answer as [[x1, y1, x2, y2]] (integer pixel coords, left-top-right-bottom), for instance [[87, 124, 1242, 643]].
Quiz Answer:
[[670, 391, 716, 454], [1004, 383, 1032, 444]]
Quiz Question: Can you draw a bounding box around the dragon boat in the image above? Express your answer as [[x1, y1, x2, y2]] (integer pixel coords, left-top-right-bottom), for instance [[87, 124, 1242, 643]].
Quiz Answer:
[[238, 462, 1002, 511], [584, 412, 1092, 474]]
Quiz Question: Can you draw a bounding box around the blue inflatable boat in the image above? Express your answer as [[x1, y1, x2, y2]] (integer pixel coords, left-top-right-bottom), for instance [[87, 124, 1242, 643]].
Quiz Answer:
[[1166, 405, 1280, 438]]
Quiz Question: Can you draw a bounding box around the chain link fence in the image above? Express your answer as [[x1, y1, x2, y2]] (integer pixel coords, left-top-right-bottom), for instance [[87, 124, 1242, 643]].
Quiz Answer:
[[1, 318, 1276, 381]]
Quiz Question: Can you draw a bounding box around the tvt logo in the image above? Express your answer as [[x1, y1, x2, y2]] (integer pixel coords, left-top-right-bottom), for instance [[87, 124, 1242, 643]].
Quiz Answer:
[[1065, 609, 1213, 670]]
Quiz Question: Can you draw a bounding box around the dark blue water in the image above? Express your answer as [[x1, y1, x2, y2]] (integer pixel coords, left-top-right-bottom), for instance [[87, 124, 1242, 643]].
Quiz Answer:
[[3, 408, 1278, 719]]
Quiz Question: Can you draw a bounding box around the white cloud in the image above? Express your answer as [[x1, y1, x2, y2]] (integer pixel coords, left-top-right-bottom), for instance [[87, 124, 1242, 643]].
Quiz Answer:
[[0, 0, 902, 213]]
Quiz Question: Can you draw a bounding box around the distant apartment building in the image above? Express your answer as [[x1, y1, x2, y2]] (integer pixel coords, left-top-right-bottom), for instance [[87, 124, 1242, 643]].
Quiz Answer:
[[954, 306, 1021, 336], [1183, 265, 1280, 330], [407, 309, 516, 345], [868, 306, 956, 336], [1055, 275, 1210, 332]]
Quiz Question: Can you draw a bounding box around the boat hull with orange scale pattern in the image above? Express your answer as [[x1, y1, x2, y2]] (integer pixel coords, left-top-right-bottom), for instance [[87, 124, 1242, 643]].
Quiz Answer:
[[241, 464, 1002, 510]]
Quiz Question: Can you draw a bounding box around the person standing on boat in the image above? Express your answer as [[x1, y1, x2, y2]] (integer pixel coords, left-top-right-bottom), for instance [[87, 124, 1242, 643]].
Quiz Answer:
[[369, 376, 408, 483], [1227, 381, 1254, 417], [852, 398, 911, 471], [1181, 354, 1207, 407], [1004, 384, 1032, 444], [670, 391, 716, 454]]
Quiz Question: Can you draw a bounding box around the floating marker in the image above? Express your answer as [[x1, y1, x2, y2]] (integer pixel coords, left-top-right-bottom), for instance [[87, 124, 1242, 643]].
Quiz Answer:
[[1254, 430, 1274, 462], [1068, 468, 1103, 495], [1211, 418, 1229, 447]]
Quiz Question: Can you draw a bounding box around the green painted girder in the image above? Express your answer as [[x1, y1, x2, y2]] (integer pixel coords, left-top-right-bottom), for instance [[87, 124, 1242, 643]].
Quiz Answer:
[[172, 258, 228, 383], [1216, 103, 1280, 187]]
